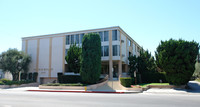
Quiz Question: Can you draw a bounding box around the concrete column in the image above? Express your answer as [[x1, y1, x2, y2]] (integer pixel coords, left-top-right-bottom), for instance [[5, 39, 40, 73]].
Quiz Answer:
[[62, 36, 66, 73], [49, 37, 52, 78], [118, 31, 122, 78], [109, 30, 113, 80], [125, 64, 128, 73], [118, 60, 122, 78]]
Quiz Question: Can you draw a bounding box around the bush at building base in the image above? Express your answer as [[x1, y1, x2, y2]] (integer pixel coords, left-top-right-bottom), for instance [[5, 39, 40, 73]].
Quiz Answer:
[[80, 33, 101, 84], [120, 77, 134, 87], [155, 39, 199, 85]]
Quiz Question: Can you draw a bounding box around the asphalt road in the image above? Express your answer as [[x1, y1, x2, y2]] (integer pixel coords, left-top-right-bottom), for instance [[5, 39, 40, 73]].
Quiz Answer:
[[0, 90, 200, 107]]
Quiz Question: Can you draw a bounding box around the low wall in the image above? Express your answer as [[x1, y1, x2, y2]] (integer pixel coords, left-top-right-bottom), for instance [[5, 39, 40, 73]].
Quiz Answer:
[[148, 85, 186, 89], [39, 80, 108, 90], [0, 82, 39, 89]]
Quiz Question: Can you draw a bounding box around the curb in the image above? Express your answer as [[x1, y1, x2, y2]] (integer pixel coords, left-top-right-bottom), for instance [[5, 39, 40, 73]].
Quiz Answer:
[[27, 90, 125, 94]]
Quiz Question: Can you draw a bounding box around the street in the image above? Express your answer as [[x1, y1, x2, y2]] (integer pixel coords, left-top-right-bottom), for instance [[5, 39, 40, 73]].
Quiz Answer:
[[0, 89, 200, 107]]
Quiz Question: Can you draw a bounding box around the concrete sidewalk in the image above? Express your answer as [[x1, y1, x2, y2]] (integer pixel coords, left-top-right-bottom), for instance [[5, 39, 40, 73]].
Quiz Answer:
[[0, 86, 139, 94], [142, 81, 200, 95]]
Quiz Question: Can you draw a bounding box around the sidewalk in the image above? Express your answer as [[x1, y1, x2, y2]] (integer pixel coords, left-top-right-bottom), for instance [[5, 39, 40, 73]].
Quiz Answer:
[[0, 86, 139, 94], [142, 81, 200, 95]]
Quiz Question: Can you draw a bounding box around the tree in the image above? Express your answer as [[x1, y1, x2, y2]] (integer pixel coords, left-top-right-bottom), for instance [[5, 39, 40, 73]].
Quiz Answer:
[[0, 49, 31, 81], [65, 44, 81, 73], [155, 39, 199, 85], [128, 55, 137, 78], [128, 50, 158, 83], [80, 33, 101, 84]]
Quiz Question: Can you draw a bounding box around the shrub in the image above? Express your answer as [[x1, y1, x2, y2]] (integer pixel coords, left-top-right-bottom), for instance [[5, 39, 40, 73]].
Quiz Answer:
[[65, 44, 81, 73], [141, 72, 167, 83], [0, 78, 12, 84], [21, 73, 28, 80], [0, 81, 4, 85], [33, 72, 38, 82], [156, 39, 199, 85], [58, 75, 81, 83], [28, 73, 33, 80], [80, 33, 101, 84], [57, 72, 63, 83], [120, 77, 134, 87]]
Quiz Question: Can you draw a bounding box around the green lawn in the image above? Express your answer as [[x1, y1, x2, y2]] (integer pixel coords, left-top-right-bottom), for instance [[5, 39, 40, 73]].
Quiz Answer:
[[138, 83, 170, 88], [196, 78, 200, 82]]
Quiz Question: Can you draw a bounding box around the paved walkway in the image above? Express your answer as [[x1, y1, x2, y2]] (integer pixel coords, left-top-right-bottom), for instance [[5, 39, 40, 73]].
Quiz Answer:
[[143, 81, 200, 95], [1, 81, 200, 94]]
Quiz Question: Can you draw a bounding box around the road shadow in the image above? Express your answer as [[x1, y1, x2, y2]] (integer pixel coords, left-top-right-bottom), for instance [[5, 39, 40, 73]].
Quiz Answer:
[[186, 82, 200, 93]]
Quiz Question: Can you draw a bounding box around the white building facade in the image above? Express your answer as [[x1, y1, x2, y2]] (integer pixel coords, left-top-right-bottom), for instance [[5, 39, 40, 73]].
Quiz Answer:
[[22, 26, 141, 83]]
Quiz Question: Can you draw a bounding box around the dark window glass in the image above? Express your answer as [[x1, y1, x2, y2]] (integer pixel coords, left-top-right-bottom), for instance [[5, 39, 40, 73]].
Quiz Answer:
[[80, 34, 84, 43], [66, 35, 70, 45], [104, 31, 109, 41], [104, 46, 109, 56], [71, 35, 74, 44], [112, 30, 117, 40], [99, 32, 103, 42], [113, 45, 118, 56], [101, 46, 103, 56], [75, 34, 79, 44]]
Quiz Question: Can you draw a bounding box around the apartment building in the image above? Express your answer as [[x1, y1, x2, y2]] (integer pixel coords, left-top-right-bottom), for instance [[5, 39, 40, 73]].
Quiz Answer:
[[22, 26, 141, 83]]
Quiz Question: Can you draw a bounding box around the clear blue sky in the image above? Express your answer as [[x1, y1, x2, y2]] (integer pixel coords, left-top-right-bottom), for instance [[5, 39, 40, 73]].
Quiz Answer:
[[0, 0, 199, 55]]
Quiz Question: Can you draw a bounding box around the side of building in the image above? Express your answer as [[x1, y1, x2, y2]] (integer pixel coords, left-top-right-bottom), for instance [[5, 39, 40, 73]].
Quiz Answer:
[[22, 26, 142, 83]]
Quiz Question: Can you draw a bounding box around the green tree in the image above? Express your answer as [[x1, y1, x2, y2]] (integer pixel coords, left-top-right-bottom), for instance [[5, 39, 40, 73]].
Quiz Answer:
[[65, 44, 81, 73], [129, 50, 158, 83], [155, 39, 199, 85], [80, 33, 101, 84], [137, 50, 156, 73], [0, 49, 31, 81], [128, 55, 137, 78]]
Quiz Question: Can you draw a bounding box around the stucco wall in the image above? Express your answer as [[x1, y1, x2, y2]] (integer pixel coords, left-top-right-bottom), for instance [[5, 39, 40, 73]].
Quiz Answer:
[[38, 38, 50, 77], [51, 37, 64, 77], [27, 39, 37, 72]]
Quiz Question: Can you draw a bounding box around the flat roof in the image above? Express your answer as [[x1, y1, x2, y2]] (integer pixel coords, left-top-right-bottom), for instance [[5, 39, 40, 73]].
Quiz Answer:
[[22, 26, 141, 48]]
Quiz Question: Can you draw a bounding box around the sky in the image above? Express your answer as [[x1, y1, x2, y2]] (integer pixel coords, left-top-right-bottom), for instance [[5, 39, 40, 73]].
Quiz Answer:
[[0, 0, 199, 55]]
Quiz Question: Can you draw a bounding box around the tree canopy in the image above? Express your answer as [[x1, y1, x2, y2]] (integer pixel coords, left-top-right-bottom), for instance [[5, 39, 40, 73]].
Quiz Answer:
[[0, 49, 31, 81], [155, 39, 199, 85], [65, 44, 81, 73], [80, 33, 101, 84]]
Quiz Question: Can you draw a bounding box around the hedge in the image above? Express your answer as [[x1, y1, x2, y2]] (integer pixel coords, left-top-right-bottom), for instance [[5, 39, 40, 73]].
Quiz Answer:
[[57, 73, 81, 83], [120, 77, 134, 87], [20, 73, 28, 80], [33, 72, 38, 82], [141, 72, 167, 83], [28, 73, 33, 80]]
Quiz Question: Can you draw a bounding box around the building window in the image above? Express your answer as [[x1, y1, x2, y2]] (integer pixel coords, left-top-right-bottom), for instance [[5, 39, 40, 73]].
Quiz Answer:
[[104, 31, 109, 41], [113, 45, 118, 56], [65, 49, 68, 56], [104, 46, 109, 56], [137, 46, 140, 52], [66, 35, 70, 45], [99, 32, 103, 42], [101, 46, 103, 56], [80, 34, 84, 43], [128, 39, 131, 46], [112, 30, 117, 41], [75, 34, 79, 44], [71, 35, 74, 44]]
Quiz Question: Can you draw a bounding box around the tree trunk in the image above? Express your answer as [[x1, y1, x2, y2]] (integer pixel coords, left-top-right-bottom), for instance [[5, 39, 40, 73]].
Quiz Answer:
[[12, 72, 19, 81]]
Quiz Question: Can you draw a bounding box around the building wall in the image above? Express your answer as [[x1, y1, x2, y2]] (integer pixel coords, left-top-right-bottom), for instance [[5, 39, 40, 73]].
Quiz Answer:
[[51, 37, 64, 77], [121, 32, 127, 63], [38, 38, 50, 77], [22, 26, 141, 82], [27, 39, 37, 73]]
